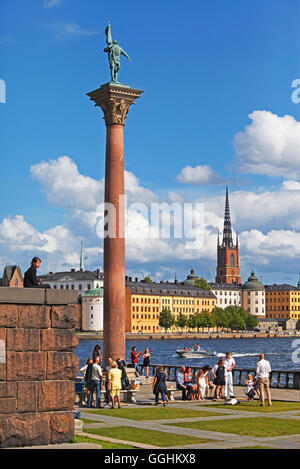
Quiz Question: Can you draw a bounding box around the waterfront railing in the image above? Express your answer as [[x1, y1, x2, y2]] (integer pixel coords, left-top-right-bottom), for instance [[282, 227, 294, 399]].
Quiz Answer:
[[136, 364, 300, 390]]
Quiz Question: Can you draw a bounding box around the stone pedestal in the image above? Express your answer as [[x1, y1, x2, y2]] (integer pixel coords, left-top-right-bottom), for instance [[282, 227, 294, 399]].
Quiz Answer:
[[87, 83, 143, 362], [0, 288, 80, 448]]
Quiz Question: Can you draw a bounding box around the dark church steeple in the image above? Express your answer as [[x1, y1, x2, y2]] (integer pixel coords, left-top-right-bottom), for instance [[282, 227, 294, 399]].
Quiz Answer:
[[216, 187, 241, 285]]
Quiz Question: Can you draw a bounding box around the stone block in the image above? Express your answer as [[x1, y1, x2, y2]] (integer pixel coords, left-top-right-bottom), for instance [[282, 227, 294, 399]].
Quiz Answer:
[[0, 413, 50, 448], [45, 289, 78, 305], [0, 287, 45, 305], [17, 382, 37, 413], [18, 305, 50, 329], [41, 329, 78, 352], [0, 382, 16, 398], [50, 305, 80, 329], [46, 352, 79, 380], [38, 381, 75, 412], [7, 352, 46, 381], [6, 328, 40, 352], [0, 304, 17, 327], [0, 397, 16, 413], [50, 412, 74, 444]]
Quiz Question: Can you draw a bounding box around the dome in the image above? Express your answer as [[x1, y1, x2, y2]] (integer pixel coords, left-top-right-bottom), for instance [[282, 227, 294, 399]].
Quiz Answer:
[[82, 288, 104, 297], [183, 268, 199, 286], [243, 271, 265, 291]]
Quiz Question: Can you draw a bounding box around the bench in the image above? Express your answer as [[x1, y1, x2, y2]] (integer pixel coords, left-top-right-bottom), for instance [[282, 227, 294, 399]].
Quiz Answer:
[[74, 377, 139, 406], [166, 387, 177, 401]]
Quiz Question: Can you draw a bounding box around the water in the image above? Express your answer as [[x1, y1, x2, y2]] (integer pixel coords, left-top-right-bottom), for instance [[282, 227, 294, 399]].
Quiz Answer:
[[75, 336, 300, 372]]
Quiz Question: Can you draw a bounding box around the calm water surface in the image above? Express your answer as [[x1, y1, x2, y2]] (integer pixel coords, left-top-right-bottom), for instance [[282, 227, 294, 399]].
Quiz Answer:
[[75, 336, 300, 372]]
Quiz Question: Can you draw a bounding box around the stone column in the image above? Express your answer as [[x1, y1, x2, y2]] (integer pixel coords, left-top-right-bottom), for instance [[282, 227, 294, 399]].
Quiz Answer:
[[87, 84, 143, 362]]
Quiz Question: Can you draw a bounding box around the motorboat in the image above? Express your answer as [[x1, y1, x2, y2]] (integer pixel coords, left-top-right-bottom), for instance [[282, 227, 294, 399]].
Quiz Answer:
[[176, 345, 218, 358]]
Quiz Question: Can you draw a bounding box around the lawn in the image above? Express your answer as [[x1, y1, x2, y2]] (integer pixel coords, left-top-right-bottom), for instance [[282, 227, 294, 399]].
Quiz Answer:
[[83, 426, 216, 447], [202, 401, 300, 413], [72, 435, 135, 449], [84, 407, 223, 420], [168, 417, 300, 438]]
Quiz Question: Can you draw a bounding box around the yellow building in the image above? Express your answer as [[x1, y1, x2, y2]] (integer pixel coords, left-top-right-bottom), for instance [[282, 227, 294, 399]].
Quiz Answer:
[[125, 280, 216, 334], [265, 284, 300, 320]]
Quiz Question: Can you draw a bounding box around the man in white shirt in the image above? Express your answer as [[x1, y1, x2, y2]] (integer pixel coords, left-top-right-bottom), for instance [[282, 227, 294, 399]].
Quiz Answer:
[[224, 352, 236, 399], [256, 354, 272, 406]]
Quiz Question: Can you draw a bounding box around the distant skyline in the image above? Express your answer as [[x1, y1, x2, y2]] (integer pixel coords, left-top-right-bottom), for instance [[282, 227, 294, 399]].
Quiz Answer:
[[1, 0, 300, 285]]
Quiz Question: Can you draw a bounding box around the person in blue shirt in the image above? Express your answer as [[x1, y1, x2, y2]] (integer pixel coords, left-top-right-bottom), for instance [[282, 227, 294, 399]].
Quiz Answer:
[[176, 366, 188, 400]]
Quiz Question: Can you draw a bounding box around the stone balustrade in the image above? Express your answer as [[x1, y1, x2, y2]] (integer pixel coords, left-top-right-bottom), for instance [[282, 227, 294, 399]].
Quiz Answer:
[[138, 364, 300, 390]]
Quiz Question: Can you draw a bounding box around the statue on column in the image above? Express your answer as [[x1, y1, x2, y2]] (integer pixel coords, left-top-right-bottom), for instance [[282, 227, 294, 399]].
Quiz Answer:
[[104, 21, 131, 84]]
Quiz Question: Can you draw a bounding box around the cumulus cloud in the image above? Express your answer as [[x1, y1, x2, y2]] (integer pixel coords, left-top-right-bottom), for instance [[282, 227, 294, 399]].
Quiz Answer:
[[177, 165, 224, 185], [233, 110, 300, 178]]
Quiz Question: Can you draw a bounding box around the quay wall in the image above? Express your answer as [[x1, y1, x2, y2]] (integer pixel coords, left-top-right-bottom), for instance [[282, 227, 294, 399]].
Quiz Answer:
[[0, 288, 80, 448], [77, 332, 300, 341]]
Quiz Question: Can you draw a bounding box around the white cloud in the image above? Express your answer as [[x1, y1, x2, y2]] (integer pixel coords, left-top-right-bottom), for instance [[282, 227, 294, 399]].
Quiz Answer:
[[177, 165, 224, 185], [44, 0, 62, 8], [233, 110, 300, 178], [55, 22, 100, 37]]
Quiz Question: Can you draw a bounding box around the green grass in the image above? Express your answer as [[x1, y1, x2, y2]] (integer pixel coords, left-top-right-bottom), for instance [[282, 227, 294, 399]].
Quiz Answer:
[[72, 435, 135, 449], [168, 417, 300, 438], [202, 401, 300, 413], [84, 426, 216, 447], [84, 407, 222, 420]]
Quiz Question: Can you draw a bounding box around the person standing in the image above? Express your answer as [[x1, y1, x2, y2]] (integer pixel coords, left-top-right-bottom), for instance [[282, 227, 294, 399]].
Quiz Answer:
[[107, 361, 122, 409], [142, 348, 151, 378], [131, 346, 141, 375], [152, 366, 168, 406], [212, 358, 227, 399], [202, 365, 216, 399], [224, 352, 236, 399], [176, 366, 187, 400], [256, 354, 272, 407], [92, 344, 102, 365], [102, 356, 113, 408], [80, 358, 103, 408], [23, 257, 51, 289]]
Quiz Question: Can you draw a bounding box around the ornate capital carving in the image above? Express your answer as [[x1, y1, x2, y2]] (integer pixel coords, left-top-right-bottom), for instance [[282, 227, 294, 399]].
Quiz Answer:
[[87, 84, 143, 126]]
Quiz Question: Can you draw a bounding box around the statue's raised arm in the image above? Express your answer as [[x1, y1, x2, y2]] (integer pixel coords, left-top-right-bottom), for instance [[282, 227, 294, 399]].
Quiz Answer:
[[105, 21, 112, 46]]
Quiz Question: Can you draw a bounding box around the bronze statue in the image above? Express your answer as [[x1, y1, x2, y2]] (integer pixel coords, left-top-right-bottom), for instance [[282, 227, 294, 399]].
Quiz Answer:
[[104, 21, 131, 84]]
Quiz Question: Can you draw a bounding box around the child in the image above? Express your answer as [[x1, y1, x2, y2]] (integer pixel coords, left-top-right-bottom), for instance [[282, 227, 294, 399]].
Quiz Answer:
[[244, 374, 255, 401]]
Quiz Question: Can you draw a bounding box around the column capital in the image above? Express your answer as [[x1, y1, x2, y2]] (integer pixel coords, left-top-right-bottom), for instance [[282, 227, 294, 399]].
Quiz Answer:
[[87, 83, 143, 126]]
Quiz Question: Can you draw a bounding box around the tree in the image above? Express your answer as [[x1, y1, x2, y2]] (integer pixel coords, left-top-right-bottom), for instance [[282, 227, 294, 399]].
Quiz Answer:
[[194, 278, 211, 290], [143, 275, 152, 283], [159, 308, 175, 333], [176, 312, 188, 332]]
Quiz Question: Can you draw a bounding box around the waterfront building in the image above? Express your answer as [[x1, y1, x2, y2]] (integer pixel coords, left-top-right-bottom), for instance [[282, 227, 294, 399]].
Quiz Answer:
[[209, 282, 242, 308], [242, 271, 265, 317], [40, 268, 104, 298], [265, 284, 300, 320], [82, 288, 104, 331], [0, 265, 23, 287], [216, 187, 241, 285], [125, 279, 216, 334]]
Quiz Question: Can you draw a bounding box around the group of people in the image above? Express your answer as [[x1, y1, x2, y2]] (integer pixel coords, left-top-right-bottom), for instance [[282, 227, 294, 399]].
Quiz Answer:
[[80, 345, 129, 409], [176, 352, 236, 401], [130, 346, 151, 378]]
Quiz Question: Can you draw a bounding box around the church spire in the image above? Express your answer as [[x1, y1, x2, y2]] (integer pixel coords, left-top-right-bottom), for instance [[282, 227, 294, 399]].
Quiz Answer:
[[222, 186, 233, 247], [80, 240, 84, 271]]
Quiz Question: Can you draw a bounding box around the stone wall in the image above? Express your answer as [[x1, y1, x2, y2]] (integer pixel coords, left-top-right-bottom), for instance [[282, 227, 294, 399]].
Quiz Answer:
[[0, 288, 80, 448]]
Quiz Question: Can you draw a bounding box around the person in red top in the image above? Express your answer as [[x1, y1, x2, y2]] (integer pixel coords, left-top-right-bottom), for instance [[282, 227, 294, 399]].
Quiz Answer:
[[131, 346, 141, 375]]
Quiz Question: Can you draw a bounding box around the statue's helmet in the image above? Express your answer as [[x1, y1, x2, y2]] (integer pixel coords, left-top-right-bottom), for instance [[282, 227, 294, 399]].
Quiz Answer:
[[113, 40, 118, 44]]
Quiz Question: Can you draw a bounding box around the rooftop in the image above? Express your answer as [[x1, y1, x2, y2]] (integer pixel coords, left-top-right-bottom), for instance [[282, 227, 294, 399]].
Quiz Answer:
[[125, 280, 216, 298]]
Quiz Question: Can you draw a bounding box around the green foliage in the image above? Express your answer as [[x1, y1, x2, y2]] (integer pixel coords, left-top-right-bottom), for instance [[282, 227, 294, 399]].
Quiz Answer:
[[176, 312, 188, 330], [159, 307, 175, 332], [143, 275, 152, 283], [184, 306, 259, 331], [194, 278, 211, 290]]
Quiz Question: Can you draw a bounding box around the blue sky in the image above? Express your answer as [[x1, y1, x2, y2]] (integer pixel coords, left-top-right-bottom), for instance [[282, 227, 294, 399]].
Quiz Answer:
[[1, 0, 300, 285]]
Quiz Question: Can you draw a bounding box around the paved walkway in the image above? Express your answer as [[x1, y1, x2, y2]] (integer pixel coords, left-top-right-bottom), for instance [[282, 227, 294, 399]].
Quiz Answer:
[[76, 381, 300, 450]]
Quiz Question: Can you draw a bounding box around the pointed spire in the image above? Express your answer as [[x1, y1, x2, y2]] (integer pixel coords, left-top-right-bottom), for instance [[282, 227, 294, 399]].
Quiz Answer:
[[222, 186, 233, 247], [80, 240, 84, 271]]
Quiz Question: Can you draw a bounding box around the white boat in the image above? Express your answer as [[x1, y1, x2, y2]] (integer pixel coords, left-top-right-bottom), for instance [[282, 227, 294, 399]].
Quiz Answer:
[[176, 346, 218, 358]]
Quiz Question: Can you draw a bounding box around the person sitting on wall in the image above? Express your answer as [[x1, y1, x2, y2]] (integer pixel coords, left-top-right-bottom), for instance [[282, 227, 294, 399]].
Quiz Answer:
[[23, 257, 51, 289]]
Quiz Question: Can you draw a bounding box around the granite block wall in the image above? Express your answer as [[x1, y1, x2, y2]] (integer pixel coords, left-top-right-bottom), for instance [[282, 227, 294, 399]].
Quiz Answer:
[[0, 289, 80, 448]]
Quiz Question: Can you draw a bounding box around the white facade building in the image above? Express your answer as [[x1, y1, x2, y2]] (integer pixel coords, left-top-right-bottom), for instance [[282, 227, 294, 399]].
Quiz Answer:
[[82, 288, 104, 331], [209, 283, 242, 308], [41, 269, 104, 297]]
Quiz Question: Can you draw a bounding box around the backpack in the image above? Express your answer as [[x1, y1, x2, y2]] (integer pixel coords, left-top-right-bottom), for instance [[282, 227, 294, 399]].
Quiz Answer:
[[84, 364, 93, 384]]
